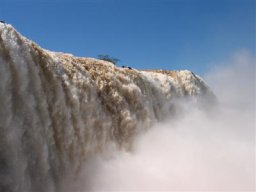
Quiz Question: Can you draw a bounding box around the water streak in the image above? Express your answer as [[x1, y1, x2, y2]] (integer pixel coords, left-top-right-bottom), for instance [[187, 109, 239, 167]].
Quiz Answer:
[[0, 23, 214, 192]]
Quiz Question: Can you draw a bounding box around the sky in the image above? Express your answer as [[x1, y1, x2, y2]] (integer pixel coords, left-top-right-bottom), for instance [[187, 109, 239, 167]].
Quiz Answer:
[[0, 0, 255, 75]]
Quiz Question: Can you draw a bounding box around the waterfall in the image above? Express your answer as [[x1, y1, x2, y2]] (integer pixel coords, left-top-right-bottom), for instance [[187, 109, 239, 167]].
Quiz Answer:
[[0, 23, 214, 192]]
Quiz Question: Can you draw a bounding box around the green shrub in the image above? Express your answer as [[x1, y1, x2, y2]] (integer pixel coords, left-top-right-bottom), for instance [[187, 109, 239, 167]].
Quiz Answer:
[[98, 54, 119, 65]]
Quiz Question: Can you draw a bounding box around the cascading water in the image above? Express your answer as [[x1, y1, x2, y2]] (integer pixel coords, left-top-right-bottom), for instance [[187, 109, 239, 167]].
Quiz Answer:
[[0, 23, 215, 192]]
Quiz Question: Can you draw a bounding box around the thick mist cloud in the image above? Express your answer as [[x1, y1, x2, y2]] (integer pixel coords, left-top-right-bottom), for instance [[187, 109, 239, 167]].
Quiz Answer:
[[75, 50, 255, 192]]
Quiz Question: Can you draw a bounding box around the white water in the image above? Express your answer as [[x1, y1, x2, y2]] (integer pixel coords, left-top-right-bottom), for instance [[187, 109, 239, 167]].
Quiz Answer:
[[0, 24, 215, 192]]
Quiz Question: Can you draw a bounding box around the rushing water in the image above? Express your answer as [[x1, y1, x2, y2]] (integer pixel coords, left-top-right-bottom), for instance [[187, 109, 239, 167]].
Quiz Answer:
[[0, 23, 217, 192]]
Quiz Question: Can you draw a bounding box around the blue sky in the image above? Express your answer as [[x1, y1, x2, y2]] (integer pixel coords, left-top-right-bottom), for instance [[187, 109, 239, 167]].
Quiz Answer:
[[0, 0, 255, 75]]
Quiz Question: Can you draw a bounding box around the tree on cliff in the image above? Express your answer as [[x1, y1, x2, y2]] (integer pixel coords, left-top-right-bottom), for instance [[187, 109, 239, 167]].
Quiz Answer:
[[98, 54, 119, 65]]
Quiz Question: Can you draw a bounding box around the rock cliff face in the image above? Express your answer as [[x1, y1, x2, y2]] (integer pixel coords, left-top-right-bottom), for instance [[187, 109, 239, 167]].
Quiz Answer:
[[0, 23, 215, 192]]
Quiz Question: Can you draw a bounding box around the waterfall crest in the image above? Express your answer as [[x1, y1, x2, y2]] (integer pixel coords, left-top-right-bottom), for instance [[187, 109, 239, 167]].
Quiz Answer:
[[0, 23, 214, 192]]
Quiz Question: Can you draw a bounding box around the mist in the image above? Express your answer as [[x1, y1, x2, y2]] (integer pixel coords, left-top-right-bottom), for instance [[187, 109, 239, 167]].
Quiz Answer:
[[72, 51, 255, 192]]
